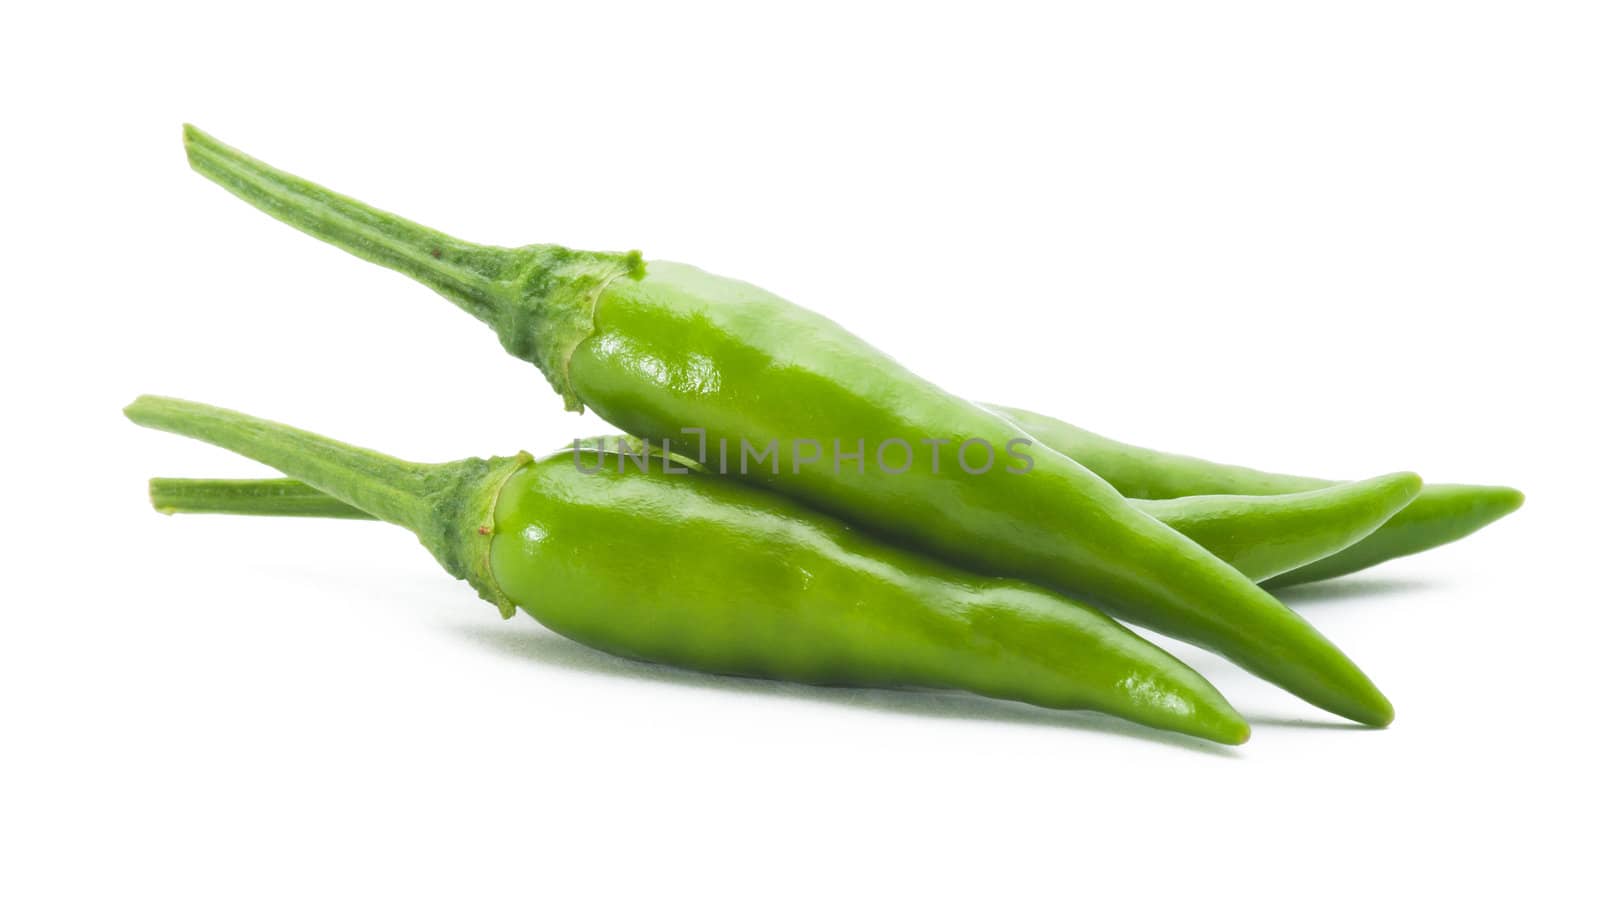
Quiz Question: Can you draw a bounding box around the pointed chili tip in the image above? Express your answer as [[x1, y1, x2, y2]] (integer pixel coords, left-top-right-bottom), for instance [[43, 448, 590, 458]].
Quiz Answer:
[[1391, 471, 1425, 495], [1358, 694, 1396, 728], [1447, 484, 1525, 527], [1360, 471, 1424, 511], [1187, 695, 1251, 745], [1181, 711, 1250, 746], [1497, 486, 1526, 514], [1383, 472, 1426, 510], [1456, 484, 1525, 527], [1317, 667, 1395, 727]]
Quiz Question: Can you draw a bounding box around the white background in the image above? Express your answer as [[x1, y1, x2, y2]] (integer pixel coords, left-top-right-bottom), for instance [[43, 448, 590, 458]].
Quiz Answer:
[[3, 2, 1596, 898]]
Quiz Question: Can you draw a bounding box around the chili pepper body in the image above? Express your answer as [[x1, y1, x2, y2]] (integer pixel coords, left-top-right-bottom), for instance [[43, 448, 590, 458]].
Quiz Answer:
[[490, 456, 1248, 744], [127, 396, 1250, 745], [181, 126, 1392, 726], [150, 469, 1421, 584], [988, 405, 1523, 587]]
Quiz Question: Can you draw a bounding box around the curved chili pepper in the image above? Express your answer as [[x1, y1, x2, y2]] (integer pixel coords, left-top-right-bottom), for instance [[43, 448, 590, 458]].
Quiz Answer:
[[148, 469, 1422, 584], [987, 405, 1523, 587], [1129, 474, 1421, 582], [180, 126, 1392, 725], [126, 395, 1250, 745]]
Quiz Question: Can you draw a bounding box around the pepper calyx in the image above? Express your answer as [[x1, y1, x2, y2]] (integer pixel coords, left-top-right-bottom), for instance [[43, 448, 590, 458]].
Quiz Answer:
[[422, 451, 534, 618], [494, 246, 645, 412]]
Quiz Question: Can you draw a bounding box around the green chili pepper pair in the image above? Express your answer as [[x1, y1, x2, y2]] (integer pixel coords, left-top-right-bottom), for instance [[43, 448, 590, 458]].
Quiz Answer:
[[128, 396, 1256, 745], [129, 126, 1520, 744]]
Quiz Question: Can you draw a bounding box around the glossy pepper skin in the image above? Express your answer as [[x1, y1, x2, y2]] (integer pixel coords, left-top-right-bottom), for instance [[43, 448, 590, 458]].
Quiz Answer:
[[988, 405, 1524, 588], [181, 126, 1393, 725], [125, 396, 1250, 746], [150, 469, 1422, 584]]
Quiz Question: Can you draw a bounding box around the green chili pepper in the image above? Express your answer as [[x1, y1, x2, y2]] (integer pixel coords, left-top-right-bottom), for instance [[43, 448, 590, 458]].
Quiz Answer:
[[987, 405, 1523, 588], [150, 469, 1422, 584], [181, 126, 1392, 725], [1130, 473, 1422, 582], [125, 396, 1251, 746]]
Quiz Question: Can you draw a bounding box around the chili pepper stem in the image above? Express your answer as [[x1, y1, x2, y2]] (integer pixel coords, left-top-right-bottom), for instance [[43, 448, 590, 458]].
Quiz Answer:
[[125, 395, 525, 615], [149, 477, 375, 519], [182, 125, 643, 408], [182, 125, 516, 322]]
